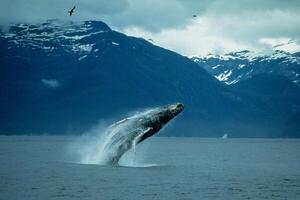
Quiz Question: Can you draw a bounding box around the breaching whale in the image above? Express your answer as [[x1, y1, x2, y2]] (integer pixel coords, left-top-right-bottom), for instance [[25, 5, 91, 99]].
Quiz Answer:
[[100, 103, 184, 165]]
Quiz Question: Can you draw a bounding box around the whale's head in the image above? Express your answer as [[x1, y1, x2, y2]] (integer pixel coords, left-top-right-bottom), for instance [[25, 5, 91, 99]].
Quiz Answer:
[[156, 103, 184, 125], [138, 103, 184, 142]]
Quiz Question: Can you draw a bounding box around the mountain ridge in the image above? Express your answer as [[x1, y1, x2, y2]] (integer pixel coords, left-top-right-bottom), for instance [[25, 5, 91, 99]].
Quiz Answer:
[[191, 50, 300, 86], [1, 20, 300, 137]]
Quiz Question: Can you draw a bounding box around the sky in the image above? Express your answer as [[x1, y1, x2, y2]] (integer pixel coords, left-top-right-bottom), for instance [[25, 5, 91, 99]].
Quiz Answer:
[[1, 0, 300, 56]]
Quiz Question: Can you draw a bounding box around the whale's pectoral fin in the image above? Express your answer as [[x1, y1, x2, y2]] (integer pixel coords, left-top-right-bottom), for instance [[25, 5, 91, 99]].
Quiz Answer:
[[132, 127, 153, 152], [136, 127, 154, 144]]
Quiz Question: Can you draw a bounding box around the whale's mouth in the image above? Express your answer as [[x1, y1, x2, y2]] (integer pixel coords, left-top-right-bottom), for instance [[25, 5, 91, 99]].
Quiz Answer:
[[170, 103, 184, 117], [159, 103, 184, 125]]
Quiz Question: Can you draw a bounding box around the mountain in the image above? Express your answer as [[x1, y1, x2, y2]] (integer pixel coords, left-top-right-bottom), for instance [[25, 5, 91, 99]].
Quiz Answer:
[[229, 74, 300, 137], [191, 50, 300, 137], [1, 20, 300, 137], [0, 20, 234, 136], [191, 50, 300, 86]]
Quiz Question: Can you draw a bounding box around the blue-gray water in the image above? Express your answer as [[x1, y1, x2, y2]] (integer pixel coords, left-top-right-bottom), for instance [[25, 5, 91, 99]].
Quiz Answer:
[[1, 136, 300, 200]]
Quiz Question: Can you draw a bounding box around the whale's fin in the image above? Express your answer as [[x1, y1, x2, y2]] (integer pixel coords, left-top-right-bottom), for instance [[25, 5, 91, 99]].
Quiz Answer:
[[132, 127, 153, 152]]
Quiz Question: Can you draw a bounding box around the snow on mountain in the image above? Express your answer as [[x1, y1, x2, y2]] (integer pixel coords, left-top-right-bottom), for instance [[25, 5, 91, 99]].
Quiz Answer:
[[1, 20, 111, 57], [191, 50, 300, 86]]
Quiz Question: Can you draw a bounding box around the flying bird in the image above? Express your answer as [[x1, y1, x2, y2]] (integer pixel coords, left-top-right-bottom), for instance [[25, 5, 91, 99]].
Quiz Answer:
[[68, 6, 76, 16], [193, 14, 197, 18]]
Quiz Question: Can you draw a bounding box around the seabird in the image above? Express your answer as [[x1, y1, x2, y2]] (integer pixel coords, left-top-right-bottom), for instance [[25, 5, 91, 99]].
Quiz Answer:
[[68, 6, 76, 16]]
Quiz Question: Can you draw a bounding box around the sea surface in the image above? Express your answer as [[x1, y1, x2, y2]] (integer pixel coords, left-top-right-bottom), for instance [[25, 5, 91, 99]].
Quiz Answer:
[[1, 136, 300, 200]]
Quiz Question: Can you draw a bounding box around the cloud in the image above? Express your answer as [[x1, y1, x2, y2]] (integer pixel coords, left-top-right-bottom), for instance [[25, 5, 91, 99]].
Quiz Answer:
[[123, 7, 300, 56], [260, 38, 300, 53], [1, 0, 300, 55], [41, 79, 61, 88], [0, 0, 128, 25]]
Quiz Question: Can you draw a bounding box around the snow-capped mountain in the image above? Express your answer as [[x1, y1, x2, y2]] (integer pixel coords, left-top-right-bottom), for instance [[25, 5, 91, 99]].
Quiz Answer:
[[191, 50, 300, 86], [1, 20, 112, 58], [0, 20, 229, 136], [1, 20, 300, 137]]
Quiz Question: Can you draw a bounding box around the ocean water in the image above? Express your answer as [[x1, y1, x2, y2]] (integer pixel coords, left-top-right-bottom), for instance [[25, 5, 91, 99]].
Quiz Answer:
[[1, 136, 300, 200]]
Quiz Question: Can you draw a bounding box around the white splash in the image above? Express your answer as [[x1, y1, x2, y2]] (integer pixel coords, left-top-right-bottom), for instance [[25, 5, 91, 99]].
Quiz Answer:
[[66, 108, 159, 167], [221, 133, 228, 139]]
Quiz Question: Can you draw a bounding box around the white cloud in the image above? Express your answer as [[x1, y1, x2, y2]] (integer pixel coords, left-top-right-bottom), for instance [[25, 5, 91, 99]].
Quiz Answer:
[[260, 37, 291, 47], [260, 37, 300, 53], [41, 79, 61, 88], [1, 0, 300, 56], [123, 9, 300, 56]]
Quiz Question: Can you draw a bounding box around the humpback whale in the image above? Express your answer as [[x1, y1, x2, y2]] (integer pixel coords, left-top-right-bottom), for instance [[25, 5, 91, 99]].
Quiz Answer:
[[100, 103, 184, 165]]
